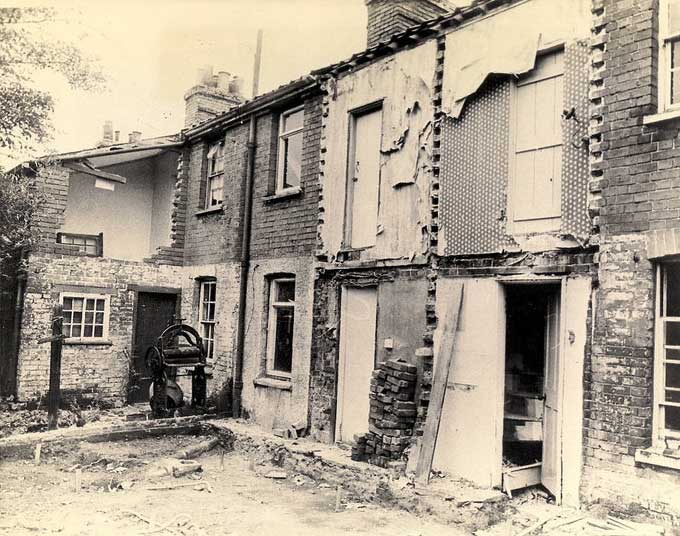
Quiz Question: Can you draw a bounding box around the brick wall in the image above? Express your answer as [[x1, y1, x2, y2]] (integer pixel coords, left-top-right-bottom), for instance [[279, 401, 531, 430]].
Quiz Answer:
[[584, 0, 680, 523], [250, 96, 322, 259], [17, 253, 182, 402], [365, 0, 453, 47]]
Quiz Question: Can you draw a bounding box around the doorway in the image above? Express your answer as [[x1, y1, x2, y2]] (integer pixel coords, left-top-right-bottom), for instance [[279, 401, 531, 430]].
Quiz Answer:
[[129, 292, 179, 403], [502, 283, 561, 499], [335, 286, 378, 443]]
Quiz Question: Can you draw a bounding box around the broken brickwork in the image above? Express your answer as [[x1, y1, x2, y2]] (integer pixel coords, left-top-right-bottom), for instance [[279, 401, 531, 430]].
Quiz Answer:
[[352, 359, 418, 466]]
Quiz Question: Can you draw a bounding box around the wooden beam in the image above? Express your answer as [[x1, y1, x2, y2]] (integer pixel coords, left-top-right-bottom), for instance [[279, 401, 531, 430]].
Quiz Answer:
[[415, 282, 464, 485]]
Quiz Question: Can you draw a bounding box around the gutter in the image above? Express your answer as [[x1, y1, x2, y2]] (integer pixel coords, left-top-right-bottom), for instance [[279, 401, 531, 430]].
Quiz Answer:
[[232, 113, 257, 418]]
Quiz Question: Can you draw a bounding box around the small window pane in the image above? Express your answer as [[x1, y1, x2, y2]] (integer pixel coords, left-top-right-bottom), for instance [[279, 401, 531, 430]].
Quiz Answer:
[[283, 109, 304, 132], [72, 298, 84, 311], [72, 325, 82, 337], [83, 325, 93, 337], [282, 133, 302, 189], [84, 312, 94, 324], [667, 347, 680, 360], [666, 405, 680, 431], [73, 312, 82, 324], [273, 307, 294, 373], [63, 298, 73, 310], [96, 300, 105, 311], [276, 281, 295, 303], [666, 321, 680, 346], [94, 325, 103, 338], [668, 363, 680, 388], [95, 312, 104, 324]]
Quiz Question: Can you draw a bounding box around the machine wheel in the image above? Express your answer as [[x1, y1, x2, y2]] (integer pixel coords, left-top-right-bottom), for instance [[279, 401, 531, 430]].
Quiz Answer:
[[145, 346, 162, 377]]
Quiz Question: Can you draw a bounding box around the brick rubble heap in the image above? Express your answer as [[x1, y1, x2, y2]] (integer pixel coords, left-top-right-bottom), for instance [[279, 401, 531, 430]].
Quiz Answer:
[[352, 359, 418, 467]]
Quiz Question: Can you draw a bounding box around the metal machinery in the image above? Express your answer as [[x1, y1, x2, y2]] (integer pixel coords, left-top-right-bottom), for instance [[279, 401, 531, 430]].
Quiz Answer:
[[145, 322, 207, 417]]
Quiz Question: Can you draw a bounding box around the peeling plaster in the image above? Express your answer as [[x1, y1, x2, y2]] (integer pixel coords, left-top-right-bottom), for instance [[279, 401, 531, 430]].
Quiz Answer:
[[441, 0, 590, 118], [320, 41, 437, 262]]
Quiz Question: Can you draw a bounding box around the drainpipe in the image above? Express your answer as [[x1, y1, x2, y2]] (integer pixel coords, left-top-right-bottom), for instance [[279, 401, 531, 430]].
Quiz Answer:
[[232, 114, 257, 418]]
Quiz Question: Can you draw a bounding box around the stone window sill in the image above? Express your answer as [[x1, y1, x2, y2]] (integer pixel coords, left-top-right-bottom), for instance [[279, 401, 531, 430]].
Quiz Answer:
[[63, 339, 113, 346], [263, 187, 302, 203], [253, 376, 292, 391], [642, 108, 680, 126], [195, 205, 223, 217], [635, 446, 680, 471]]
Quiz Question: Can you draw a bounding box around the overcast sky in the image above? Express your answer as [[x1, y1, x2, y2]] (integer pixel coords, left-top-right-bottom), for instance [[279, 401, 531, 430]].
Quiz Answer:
[[25, 0, 367, 158]]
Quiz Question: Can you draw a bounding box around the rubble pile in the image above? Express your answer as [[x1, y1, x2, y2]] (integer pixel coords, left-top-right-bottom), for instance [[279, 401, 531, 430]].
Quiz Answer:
[[352, 359, 418, 467]]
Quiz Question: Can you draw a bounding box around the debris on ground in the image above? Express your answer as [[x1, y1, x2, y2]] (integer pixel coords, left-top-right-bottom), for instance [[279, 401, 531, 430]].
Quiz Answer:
[[264, 469, 288, 479]]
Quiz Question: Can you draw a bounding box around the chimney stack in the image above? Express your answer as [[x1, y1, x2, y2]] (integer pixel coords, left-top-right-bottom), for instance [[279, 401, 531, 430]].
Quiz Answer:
[[101, 120, 114, 146], [364, 0, 456, 48], [128, 131, 142, 144], [184, 65, 244, 129]]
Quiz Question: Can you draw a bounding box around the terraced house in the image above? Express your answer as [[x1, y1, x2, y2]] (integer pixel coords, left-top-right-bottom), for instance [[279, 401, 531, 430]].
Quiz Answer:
[[6, 0, 680, 524]]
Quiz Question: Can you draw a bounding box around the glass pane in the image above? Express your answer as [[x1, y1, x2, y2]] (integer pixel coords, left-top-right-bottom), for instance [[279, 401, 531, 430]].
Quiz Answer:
[[72, 325, 81, 337], [84, 312, 94, 325], [72, 298, 84, 311], [96, 300, 105, 311], [283, 109, 303, 132], [209, 282, 216, 301], [208, 303, 215, 321], [95, 312, 104, 324], [668, 363, 680, 388], [283, 133, 302, 189], [73, 312, 82, 324], [83, 325, 93, 337], [667, 321, 680, 346], [273, 308, 294, 373], [202, 302, 210, 321], [666, 405, 680, 432], [94, 325, 103, 338], [85, 299, 95, 311], [63, 298, 73, 310], [276, 281, 295, 303]]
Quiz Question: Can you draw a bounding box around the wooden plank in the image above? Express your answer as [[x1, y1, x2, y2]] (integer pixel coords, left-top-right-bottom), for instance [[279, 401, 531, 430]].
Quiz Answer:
[[47, 305, 64, 431], [415, 282, 464, 485]]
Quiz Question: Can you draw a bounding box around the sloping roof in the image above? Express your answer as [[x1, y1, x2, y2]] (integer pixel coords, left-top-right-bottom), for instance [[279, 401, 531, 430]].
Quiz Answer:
[[42, 134, 182, 163]]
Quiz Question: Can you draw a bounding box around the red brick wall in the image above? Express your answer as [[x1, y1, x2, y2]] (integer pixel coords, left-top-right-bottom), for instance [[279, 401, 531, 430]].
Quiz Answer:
[[365, 0, 452, 47], [583, 0, 680, 522]]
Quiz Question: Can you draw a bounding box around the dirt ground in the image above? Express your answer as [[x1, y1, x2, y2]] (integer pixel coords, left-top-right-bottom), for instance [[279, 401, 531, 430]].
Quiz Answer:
[[0, 434, 467, 536]]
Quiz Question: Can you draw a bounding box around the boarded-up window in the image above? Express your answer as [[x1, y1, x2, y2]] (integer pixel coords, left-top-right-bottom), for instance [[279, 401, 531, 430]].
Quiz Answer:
[[346, 105, 382, 249], [511, 52, 564, 223]]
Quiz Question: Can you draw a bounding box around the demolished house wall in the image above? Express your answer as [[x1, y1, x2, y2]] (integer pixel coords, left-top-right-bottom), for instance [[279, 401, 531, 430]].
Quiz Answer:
[[582, 0, 680, 522], [318, 40, 436, 263]]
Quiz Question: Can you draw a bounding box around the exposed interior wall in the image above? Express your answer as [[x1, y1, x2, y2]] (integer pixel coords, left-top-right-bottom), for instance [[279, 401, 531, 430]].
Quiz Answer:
[[308, 267, 429, 442], [240, 257, 315, 430], [320, 40, 437, 262], [61, 156, 177, 261]]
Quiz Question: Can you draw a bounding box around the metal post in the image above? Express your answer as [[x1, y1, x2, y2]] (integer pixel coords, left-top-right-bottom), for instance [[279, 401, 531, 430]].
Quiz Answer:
[[47, 304, 63, 430]]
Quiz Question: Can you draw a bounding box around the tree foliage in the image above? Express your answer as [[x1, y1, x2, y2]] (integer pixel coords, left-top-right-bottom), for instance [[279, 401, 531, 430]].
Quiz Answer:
[[0, 7, 105, 151]]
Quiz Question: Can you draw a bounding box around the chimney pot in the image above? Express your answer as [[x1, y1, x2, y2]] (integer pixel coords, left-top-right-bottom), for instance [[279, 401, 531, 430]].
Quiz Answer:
[[114, 130, 120, 142], [229, 76, 244, 96], [128, 131, 142, 143], [217, 71, 232, 91]]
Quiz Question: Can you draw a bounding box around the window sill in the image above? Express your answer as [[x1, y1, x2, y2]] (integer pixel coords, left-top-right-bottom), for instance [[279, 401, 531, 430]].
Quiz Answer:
[[63, 339, 113, 346], [253, 376, 292, 391], [642, 109, 680, 126], [635, 446, 680, 471], [263, 187, 302, 203], [195, 205, 223, 217]]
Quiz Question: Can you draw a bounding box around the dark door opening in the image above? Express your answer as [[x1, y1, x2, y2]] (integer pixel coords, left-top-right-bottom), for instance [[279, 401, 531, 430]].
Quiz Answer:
[[129, 292, 178, 403], [502, 283, 561, 497]]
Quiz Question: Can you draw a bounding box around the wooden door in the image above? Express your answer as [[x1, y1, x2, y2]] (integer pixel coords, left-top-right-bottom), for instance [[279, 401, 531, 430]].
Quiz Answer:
[[336, 286, 377, 443], [348, 107, 382, 249], [432, 278, 506, 487], [542, 292, 563, 499], [129, 292, 178, 403]]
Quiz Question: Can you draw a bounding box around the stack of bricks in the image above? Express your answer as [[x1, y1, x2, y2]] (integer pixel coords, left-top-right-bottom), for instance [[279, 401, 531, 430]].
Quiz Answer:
[[351, 358, 418, 467]]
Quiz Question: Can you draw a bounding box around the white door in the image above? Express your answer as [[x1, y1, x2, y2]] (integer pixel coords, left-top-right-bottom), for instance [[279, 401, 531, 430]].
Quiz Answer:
[[349, 108, 382, 249], [542, 292, 563, 499], [336, 286, 378, 443], [432, 278, 506, 487]]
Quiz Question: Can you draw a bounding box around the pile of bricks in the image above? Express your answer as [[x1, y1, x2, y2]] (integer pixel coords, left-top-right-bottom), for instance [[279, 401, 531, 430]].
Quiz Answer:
[[352, 358, 418, 467]]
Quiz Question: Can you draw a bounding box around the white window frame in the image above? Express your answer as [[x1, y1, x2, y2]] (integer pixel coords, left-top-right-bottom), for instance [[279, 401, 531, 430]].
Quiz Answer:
[[266, 277, 296, 378], [205, 140, 224, 208], [199, 279, 217, 359], [275, 105, 304, 194], [507, 49, 564, 235], [59, 292, 110, 342], [660, 0, 680, 112]]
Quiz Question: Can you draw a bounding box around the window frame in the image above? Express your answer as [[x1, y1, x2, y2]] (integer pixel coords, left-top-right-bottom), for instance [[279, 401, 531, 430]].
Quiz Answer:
[[57, 232, 103, 257], [507, 49, 564, 234], [199, 279, 217, 359], [59, 292, 110, 342], [205, 140, 225, 209], [660, 0, 680, 112], [265, 277, 296, 378], [275, 105, 305, 194]]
